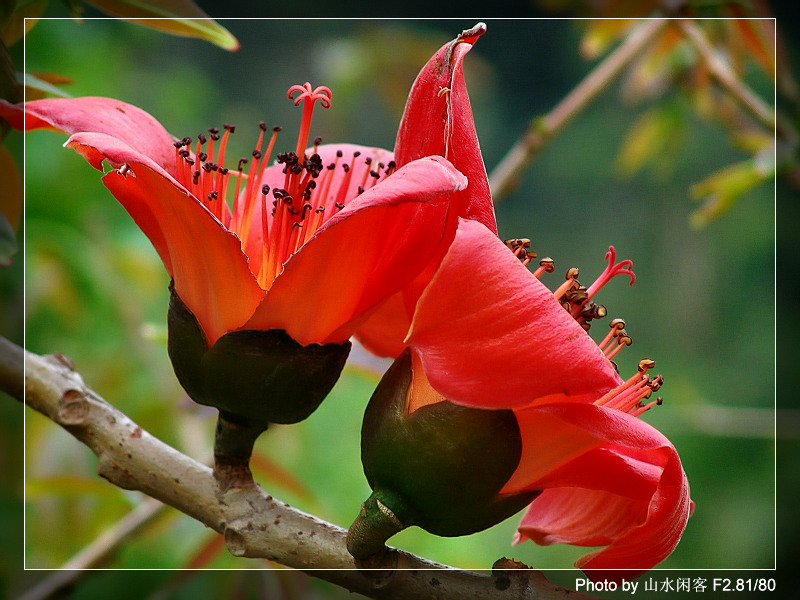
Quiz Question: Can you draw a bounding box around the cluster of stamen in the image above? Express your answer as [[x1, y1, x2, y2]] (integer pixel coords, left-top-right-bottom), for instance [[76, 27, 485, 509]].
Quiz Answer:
[[550, 246, 635, 332], [503, 238, 664, 415], [593, 358, 664, 416], [171, 82, 397, 291], [504, 238, 555, 278]]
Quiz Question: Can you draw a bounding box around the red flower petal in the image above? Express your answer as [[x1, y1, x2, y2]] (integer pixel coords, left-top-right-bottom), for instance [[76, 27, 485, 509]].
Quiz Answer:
[[5, 97, 177, 173], [355, 287, 417, 358], [244, 155, 467, 346], [395, 23, 496, 233], [516, 488, 647, 547], [511, 403, 692, 582], [406, 218, 621, 409], [67, 132, 263, 345]]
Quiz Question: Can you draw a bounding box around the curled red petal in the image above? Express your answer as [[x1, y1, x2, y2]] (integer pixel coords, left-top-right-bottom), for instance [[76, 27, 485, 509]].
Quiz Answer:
[[4, 97, 177, 173], [245, 155, 467, 346], [66, 132, 263, 345], [356, 24, 496, 357], [516, 488, 647, 548], [406, 218, 621, 409], [512, 403, 692, 582]]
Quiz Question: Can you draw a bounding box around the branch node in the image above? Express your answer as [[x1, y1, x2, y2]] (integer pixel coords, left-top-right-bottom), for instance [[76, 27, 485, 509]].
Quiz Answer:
[[57, 389, 90, 425], [224, 526, 247, 557], [492, 557, 531, 571], [50, 352, 76, 371]]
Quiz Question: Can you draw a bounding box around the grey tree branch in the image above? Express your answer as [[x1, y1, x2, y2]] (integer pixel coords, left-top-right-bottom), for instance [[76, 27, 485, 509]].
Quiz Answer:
[[16, 499, 167, 600], [677, 19, 776, 136], [488, 18, 668, 201], [3, 337, 602, 600]]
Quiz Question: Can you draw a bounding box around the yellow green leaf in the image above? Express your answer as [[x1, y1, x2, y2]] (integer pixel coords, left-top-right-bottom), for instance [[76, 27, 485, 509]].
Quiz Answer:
[[1, 0, 48, 46], [615, 103, 684, 179], [26, 475, 127, 499], [580, 19, 634, 60], [689, 153, 774, 228], [82, 0, 240, 51]]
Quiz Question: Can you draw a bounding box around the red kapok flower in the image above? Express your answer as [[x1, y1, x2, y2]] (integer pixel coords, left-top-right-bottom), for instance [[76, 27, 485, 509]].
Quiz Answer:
[[4, 72, 469, 432], [349, 218, 692, 580], [4, 86, 465, 348]]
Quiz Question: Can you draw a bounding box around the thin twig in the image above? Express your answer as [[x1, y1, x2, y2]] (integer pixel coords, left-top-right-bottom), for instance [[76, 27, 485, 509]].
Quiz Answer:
[[16, 499, 168, 600], [5, 337, 602, 600], [488, 18, 669, 201], [677, 19, 776, 135]]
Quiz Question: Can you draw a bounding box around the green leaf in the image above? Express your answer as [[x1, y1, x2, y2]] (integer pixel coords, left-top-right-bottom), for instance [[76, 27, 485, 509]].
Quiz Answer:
[[21, 71, 73, 98], [81, 0, 240, 51], [689, 150, 775, 228], [1, 0, 48, 46], [615, 102, 685, 179]]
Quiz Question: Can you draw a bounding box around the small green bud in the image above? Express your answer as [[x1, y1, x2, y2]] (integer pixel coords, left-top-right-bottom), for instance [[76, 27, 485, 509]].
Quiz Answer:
[[166, 283, 351, 425], [347, 349, 537, 559]]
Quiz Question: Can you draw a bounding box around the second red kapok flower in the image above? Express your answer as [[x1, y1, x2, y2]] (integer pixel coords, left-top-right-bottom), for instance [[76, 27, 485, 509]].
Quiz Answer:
[[348, 219, 693, 581]]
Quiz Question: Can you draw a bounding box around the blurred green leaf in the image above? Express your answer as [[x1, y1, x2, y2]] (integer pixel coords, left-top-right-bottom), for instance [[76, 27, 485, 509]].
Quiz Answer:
[[26, 475, 131, 500], [689, 148, 775, 228], [615, 101, 685, 179], [82, 0, 240, 51], [22, 70, 73, 98], [250, 449, 316, 506], [0, 0, 47, 46]]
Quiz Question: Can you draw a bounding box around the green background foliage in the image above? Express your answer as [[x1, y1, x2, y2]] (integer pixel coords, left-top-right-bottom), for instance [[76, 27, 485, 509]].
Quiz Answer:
[[4, 15, 784, 599]]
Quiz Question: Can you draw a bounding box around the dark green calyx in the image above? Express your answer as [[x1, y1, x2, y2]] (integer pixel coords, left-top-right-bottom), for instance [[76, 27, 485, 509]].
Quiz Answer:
[[358, 349, 537, 543], [166, 283, 351, 425]]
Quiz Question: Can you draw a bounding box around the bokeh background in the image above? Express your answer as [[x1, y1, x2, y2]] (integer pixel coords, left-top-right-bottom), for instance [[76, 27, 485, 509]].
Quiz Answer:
[[3, 13, 789, 600]]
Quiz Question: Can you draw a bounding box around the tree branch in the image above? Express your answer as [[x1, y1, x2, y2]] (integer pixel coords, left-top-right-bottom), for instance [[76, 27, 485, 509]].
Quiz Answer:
[[5, 337, 601, 600], [677, 19, 777, 136], [16, 499, 168, 600], [488, 18, 668, 201]]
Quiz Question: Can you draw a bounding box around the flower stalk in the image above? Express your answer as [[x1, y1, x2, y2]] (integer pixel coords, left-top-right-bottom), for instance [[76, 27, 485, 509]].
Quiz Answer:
[[213, 412, 270, 491]]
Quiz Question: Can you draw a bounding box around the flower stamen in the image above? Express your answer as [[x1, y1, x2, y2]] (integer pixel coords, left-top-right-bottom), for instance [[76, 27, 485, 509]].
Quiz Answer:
[[585, 246, 635, 300], [594, 358, 663, 416], [553, 267, 580, 301], [171, 83, 396, 295], [287, 82, 332, 161], [533, 257, 554, 279], [504, 238, 537, 267]]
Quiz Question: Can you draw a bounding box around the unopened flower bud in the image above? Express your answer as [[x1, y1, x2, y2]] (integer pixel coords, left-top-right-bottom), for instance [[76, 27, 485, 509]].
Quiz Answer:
[[346, 349, 536, 559]]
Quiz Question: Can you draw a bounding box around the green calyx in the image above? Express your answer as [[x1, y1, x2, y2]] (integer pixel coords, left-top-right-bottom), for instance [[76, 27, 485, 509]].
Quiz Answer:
[[348, 349, 537, 558], [166, 283, 351, 425]]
